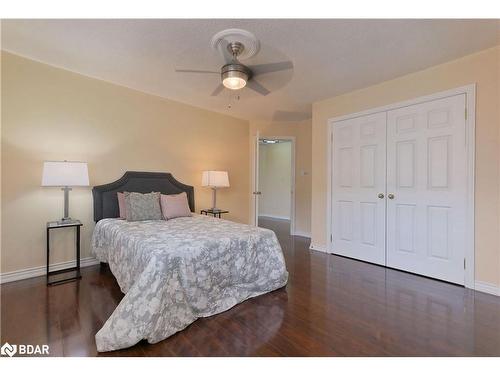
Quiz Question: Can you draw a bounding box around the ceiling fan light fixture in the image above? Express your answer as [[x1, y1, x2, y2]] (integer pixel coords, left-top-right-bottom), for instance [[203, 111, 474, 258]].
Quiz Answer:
[[222, 70, 248, 90], [221, 63, 251, 90]]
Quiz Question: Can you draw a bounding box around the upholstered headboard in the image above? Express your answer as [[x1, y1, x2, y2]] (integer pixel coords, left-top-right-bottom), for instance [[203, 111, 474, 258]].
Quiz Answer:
[[92, 171, 195, 222]]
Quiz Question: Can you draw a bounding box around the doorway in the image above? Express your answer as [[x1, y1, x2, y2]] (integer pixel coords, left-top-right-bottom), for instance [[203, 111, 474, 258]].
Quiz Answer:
[[253, 137, 295, 235]]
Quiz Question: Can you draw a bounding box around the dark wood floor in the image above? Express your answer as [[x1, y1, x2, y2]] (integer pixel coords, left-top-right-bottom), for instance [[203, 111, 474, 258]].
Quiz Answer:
[[2, 217, 500, 356]]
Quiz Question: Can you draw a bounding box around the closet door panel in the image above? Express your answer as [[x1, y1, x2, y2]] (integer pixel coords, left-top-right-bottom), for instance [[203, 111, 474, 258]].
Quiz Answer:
[[386, 94, 467, 285], [332, 112, 387, 265]]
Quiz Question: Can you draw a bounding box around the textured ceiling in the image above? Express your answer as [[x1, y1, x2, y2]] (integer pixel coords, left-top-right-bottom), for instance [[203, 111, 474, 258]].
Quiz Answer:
[[2, 19, 499, 121]]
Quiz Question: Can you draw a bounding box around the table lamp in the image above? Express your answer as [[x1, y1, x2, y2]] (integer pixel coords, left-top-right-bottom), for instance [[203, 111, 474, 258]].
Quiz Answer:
[[42, 161, 89, 224], [201, 171, 230, 211]]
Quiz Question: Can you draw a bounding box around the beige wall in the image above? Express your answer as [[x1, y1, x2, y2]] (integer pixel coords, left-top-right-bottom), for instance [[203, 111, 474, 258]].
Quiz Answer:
[[312, 46, 500, 286], [250, 120, 312, 236], [258, 141, 292, 219], [1, 51, 250, 274], [497, 43, 500, 289]]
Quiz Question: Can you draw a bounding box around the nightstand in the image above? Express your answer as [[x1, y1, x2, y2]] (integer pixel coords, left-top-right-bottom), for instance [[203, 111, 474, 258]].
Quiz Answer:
[[46, 220, 83, 286], [200, 209, 229, 218]]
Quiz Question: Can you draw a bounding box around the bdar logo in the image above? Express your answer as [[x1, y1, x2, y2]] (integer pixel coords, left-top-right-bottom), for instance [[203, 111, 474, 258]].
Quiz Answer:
[[1, 342, 17, 357]]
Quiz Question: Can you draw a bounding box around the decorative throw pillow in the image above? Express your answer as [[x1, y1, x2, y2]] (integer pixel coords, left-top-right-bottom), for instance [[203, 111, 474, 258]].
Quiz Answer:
[[117, 192, 127, 219], [160, 192, 192, 220], [125, 192, 162, 221]]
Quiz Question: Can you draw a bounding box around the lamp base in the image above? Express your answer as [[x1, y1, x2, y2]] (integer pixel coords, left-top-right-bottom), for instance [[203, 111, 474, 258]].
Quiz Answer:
[[59, 187, 75, 225], [211, 188, 218, 212]]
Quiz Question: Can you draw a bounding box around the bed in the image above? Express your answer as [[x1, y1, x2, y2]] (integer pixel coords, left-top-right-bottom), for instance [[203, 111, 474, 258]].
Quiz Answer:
[[91, 172, 288, 352]]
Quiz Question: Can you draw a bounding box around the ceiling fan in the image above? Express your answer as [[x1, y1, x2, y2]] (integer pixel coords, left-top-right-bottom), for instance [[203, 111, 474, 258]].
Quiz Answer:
[[175, 40, 293, 96]]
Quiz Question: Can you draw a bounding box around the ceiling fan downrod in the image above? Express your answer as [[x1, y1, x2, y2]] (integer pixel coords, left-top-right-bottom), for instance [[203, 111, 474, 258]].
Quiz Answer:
[[227, 41, 245, 60]]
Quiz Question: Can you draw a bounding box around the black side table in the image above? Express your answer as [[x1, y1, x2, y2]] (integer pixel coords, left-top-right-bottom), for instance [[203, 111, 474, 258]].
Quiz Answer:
[[201, 209, 229, 218], [46, 220, 83, 286]]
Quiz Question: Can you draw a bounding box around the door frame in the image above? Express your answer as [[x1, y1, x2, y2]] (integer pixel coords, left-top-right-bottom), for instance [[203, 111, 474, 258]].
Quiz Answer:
[[251, 131, 260, 226], [251, 135, 296, 235], [326, 84, 476, 289]]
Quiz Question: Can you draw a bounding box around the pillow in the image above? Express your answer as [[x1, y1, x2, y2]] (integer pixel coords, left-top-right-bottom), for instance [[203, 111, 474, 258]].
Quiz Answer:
[[160, 192, 192, 220], [117, 192, 127, 219], [125, 192, 162, 221]]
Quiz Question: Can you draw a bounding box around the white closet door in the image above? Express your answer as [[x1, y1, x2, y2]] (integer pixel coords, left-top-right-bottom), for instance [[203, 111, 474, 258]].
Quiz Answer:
[[332, 112, 387, 265], [386, 94, 467, 285]]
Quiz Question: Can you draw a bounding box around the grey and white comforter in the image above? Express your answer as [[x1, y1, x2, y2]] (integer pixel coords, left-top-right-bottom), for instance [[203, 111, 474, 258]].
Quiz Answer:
[[91, 215, 288, 352]]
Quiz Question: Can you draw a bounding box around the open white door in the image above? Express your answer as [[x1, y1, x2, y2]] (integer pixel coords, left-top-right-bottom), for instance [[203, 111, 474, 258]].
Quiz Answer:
[[252, 131, 261, 226]]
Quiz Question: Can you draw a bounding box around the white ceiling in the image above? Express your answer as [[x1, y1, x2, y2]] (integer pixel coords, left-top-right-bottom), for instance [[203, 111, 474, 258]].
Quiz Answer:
[[2, 19, 499, 121]]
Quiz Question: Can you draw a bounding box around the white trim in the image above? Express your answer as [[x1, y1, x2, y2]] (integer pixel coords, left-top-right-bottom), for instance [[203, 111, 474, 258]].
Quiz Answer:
[[326, 84, 476, 288], [464, 85, 476, 289], [0, 257, 100, 284], [293, 230, 311, 238], [474, 281, 500, 296], [289, 138, 297, 236], [328, 85, 476, 123], [250, 130, 260, 226], [310, 242, 328, 253], [326, 121, 334, 252], [258, 214, 291, 221]]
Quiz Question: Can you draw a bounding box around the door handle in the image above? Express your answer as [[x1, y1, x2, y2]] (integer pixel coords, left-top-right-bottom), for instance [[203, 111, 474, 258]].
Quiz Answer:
[[253, 191, 262, 195], [378, 193, 385, 199], [388, 193, 395, 199]]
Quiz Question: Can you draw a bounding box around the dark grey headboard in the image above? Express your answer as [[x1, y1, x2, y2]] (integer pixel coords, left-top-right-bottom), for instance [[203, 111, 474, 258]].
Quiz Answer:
[[92, 171, 195, 222]]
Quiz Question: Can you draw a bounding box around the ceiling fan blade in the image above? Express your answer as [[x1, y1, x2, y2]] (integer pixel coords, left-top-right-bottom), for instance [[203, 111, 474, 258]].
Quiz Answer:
[[248, 61, 294, 76], [218, 39, 234, 64], [210, 83, 225, 96], [175, 69, 220, 74], [246, 80, 271, 96]]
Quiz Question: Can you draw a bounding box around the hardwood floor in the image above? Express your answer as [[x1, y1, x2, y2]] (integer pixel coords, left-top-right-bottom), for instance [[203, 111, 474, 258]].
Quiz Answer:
[[2, 217, 500, 356]]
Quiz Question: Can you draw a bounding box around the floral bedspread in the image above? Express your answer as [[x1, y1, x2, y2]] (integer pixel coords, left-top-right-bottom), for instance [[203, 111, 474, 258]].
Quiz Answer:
[[91, 215, 288, 352]]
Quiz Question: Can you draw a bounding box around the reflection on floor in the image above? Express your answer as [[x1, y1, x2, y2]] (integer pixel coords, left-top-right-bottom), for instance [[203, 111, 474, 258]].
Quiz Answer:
[[1, 216, 500, 356]]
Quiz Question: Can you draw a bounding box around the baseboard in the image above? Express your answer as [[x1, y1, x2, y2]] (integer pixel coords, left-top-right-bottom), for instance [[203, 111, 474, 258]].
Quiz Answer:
[[258, 214, 291, 221], [293, 230, 311, 238], [474, 281, 500, 296], [309, 242, 328, 253], [0, 257, 100, 284]]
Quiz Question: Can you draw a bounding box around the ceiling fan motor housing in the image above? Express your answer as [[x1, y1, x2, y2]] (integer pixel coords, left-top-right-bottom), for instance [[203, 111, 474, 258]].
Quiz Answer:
[[221, 63, 252, 79]]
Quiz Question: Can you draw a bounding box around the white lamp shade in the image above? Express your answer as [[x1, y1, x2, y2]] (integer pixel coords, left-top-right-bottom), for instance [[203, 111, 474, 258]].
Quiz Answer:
[[201, 171, 230, 188], [41, 161, 89, 187]]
